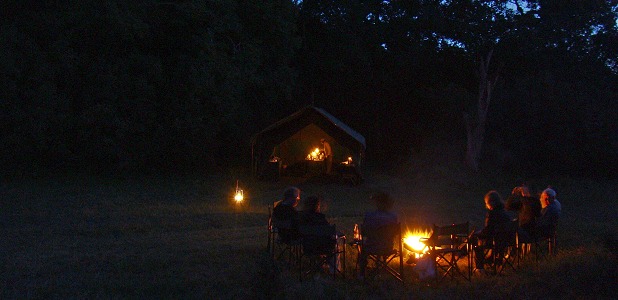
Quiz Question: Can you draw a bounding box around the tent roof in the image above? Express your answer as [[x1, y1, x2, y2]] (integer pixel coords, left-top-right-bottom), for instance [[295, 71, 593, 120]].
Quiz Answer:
[[251, 105, 366, 152]]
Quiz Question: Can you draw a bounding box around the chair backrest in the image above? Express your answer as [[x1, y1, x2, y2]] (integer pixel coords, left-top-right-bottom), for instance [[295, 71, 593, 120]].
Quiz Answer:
[[299, 224, 336, 255], [493, 220, 518, 249], [272, 202, 300, 244], [361, 222, 401, 255], [272, 218, 293, 230], [428, 222, 470, 247], [271, 200, 290, 228]]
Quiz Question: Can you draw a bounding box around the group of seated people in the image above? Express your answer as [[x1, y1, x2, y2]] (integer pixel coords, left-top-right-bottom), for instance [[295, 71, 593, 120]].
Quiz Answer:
[[272, 186, 340, 273], [272, 186, 331, 243], [272, 182, 562, 279], [472, 184, 562, 273], [272, 187, 397, 277]]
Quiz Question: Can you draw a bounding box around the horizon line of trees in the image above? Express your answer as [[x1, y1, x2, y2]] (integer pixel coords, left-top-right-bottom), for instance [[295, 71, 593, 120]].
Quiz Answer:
[[1, 0, 617, 177]]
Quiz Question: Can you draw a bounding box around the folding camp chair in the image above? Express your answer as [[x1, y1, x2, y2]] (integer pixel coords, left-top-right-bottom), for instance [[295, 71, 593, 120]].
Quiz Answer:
[[519, 224, 557, 265], [487, 220, 520, 275], [517, 227, 534, 260], [357, 223, 404, 283], [269, 202, 301, 267], [298, 224, 346, 281], [537, 223, 558, 257], [423, 222, 473, 282]]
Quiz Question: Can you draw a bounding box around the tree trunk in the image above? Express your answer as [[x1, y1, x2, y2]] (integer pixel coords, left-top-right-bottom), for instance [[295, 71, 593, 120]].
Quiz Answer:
[[464, 50, 499, 171]]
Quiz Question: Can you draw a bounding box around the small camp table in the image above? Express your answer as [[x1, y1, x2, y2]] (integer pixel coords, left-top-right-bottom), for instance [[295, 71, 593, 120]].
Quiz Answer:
[[304, 159, 324, 177]]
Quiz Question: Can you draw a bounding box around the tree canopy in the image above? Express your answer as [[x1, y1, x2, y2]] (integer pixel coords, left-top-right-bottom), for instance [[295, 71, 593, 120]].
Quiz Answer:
[[1, 0, 616, 176]]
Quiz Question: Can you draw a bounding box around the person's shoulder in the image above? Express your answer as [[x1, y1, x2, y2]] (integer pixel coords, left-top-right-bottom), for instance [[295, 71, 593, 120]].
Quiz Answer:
[[364, 210, 378, 218], [542, 205, 558, 216], [371, 211, 398, 223], [549, 202, 561, 212], [275, 204, 297, 215], [367, 210, 395, 217], [298, 211, 313, 224], [387, 211, 399, 221], [317, 213, 329, 224], [490, 209, 509, 221], [500, 209, 512, 221]]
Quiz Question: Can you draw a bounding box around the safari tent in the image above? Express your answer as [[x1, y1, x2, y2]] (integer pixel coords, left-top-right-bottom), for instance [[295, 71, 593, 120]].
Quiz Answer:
[[251, 106, 366, 180]]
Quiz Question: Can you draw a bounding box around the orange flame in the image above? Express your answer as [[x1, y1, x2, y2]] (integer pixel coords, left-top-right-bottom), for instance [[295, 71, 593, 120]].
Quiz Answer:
[[403, 228, 432, 253]]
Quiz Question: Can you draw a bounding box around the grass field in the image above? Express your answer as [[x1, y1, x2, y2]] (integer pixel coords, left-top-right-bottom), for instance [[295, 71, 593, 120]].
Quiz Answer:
[[1, 168, 616, 299]]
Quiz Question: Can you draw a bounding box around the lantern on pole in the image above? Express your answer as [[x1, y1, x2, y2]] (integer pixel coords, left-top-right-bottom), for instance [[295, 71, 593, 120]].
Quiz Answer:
[[233, 180, 244, 203]]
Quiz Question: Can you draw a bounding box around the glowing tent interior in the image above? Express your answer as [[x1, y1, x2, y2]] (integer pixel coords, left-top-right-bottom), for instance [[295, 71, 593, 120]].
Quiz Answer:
[[251, 106, 366, 181]]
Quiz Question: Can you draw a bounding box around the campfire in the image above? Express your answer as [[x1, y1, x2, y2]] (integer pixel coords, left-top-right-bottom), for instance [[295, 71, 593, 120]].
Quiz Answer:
[[403, 228, 432, 256]]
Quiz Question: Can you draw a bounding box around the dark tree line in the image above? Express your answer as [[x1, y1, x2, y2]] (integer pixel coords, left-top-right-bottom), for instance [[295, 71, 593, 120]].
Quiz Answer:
[[1, 0, 616, 176]]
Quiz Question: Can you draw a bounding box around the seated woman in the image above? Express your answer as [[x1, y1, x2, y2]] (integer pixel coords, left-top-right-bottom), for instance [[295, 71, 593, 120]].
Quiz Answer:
[[505, 185, 541, 242], [473, 190, 511, 274]]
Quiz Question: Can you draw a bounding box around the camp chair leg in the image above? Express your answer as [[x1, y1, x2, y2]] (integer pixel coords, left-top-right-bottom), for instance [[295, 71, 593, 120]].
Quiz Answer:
[[425, 222, 473, 282], [356, 223, 404, 284], [298, 225, 346, 281]]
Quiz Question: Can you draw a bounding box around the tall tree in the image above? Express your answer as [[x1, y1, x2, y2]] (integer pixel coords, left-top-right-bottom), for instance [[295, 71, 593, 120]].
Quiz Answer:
[[464, 50, 499, 171]]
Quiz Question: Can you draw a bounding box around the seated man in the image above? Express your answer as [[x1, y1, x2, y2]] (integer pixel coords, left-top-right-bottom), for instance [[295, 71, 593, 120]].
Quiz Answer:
[[536, 188, 561, 239], [358, 192, 398, 278]]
